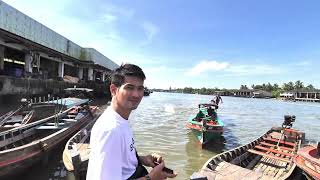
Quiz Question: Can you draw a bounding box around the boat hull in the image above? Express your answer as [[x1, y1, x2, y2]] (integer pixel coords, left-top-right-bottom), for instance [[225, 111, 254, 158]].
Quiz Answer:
[[189, 127, 223, 145], [0, 106, 97, 178], [62, 117, 99, 180], [187, 115, 224, 145], [192, 127, 304, 180], [294, 145, 320, 180]]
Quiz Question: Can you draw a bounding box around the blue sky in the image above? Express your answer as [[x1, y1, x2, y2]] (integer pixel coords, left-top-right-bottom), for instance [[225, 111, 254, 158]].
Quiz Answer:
[[3, 0, 320, 89]]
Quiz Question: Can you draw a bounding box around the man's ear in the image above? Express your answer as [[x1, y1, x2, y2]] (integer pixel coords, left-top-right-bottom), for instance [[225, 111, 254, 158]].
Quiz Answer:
[[110, 84, 118, 96]]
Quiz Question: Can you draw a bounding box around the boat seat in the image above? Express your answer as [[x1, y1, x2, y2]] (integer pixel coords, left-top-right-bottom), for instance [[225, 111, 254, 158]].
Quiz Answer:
[[248, 149, 291, 163], [36, 126, 65, 130], [61, 118, 77, 122], [263, 137, 296, 147], [45, 122, 66, 126], [254, 145, 293, 157], [260, 142, 294, 151]]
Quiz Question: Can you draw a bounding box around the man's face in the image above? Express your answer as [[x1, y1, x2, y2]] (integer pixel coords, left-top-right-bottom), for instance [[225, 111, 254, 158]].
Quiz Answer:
[[111, 76, 144, 112]]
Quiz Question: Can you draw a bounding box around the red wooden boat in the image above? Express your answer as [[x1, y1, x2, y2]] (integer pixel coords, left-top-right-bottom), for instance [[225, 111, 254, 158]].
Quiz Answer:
[[294, 144, 320, 180], [191, 115, 305, 180]]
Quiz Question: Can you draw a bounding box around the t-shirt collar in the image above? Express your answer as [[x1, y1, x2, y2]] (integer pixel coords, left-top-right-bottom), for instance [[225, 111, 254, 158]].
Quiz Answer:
[[107, 106, 130, 123]]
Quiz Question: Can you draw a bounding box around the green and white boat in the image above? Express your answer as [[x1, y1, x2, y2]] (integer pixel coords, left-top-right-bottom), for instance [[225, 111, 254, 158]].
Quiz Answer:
[[187, 103, 224, 145]]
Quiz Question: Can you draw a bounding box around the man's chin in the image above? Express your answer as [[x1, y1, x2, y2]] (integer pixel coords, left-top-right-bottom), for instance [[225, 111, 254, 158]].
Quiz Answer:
[[127, 104, 139, 110], [130, 106, 139, 110]]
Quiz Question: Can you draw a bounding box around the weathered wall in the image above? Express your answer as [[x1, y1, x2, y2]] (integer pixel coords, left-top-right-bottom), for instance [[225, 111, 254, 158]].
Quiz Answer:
[[0, 75, 110, 98], [0, 1, 82, 60], [0, 1, 119, 70], [84, 48, 118, 70]]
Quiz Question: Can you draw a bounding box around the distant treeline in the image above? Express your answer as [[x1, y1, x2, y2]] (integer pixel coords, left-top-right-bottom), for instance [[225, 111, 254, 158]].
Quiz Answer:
[[172, 80, 317, 97]]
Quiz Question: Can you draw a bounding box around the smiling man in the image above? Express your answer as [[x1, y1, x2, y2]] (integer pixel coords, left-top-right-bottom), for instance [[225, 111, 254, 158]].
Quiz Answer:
[[87, 64, 177, 180]]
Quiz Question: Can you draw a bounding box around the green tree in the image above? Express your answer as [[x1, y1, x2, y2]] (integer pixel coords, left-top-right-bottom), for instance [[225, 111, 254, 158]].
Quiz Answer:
[[266, 83, 273, 92], [283, 82, 294, 91], [294, 80, 304, 90], [306, 84, 315, 90], [183, 87, 193, 94], [240, 85, 248, 90]]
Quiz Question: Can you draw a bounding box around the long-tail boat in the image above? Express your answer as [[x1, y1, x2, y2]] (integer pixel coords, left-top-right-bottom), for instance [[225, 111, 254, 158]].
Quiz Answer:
[[187, 103, 224, 145], [62, 117, 99, 180], [0, 98, 69, 132], [0, 98, 98, 178], [293, 143, 320, 180], [191, 115, 305, 180]]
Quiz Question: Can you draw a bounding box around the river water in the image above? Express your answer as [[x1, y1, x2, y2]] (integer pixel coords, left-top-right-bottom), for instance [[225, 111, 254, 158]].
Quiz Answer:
[[2, 92, 320, 180]]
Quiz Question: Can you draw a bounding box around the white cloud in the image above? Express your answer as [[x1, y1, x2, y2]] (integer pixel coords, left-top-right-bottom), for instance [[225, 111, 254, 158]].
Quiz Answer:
[[225, 64, 285, 76], [103, 3, 135, 19], [100, 13, 118, 24], [186, 60, 229, 76], [141, 21, 159, 46]]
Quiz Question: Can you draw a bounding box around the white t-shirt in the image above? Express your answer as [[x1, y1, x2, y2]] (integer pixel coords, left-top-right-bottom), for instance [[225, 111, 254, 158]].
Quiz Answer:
[[86, 107, 138, 180]]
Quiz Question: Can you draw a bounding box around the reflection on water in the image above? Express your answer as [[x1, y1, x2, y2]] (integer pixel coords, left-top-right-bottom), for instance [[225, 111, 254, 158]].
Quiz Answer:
[[1, 92, 320, 180]]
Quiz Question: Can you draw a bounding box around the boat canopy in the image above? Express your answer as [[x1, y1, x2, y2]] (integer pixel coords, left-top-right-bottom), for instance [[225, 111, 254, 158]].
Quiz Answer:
[[47, 98, 89, 108]]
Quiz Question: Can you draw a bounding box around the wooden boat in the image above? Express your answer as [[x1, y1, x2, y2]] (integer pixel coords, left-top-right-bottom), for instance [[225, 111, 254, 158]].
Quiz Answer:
[[0, 99, 98, 178], [191, 115, 305, 180], [64, 87, 94, 99], [293, 143, 320, 180], [0, 97, 89, 132], [62, 117, 99, 180], [144, 87, 151, 96], [187, 103, 223, 145]]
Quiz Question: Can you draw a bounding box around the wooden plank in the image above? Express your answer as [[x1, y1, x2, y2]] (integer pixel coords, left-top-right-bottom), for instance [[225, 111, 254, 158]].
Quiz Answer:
[[259, 142, 294, 151], [254, 153, 271, 172], [248, 149, 291, 163], [230, 152, 250, 165], [274, 168, 285, 179], [61, 118, 77, 122], [263, 137, 295, 147], [36, 126, 63, 130], [284, 128, 299, 133], [0, 129, 36, 148], [198, 167, 217, 180], [254, 145, 293, 157], [246, 155, 261, 169], [205, 162, 265, 180], [45, 122, 66, 126]]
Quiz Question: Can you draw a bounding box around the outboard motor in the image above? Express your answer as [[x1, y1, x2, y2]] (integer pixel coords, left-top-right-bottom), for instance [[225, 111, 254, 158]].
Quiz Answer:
[[20, 98, 29, 106], [282, 115, 295, 128]]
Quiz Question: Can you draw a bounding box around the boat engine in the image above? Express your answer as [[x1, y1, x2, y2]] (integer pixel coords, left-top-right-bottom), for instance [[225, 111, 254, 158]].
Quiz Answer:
[[282, 115, 295, 128]]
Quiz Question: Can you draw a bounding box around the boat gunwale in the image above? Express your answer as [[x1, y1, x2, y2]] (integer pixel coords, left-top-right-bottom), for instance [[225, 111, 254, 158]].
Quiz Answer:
[[200, 127, 303, 180], [63, 114, 99, 172], [0, 107, 97, 173]]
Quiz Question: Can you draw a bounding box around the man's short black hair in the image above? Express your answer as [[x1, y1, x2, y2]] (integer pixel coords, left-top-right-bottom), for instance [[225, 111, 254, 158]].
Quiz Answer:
[[110, 64, 146, 87]]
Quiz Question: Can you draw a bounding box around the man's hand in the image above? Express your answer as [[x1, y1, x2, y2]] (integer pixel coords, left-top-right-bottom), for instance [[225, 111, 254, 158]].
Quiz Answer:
[[140, 153, 162, 167], [148, 161, 177, 179]]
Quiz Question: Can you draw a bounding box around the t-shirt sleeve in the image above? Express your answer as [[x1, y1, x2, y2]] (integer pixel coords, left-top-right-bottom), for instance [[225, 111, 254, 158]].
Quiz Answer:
[[87, 129, 123, 180]]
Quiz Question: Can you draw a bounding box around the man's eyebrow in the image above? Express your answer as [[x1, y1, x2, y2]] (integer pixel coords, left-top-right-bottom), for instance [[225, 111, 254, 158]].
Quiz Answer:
[[123, 83, 134, 87], [123, 84, 144, 88]]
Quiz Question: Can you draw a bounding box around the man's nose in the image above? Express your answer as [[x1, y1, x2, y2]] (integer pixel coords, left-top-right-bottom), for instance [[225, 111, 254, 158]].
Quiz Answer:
[[132, 89, 142, 97]]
